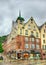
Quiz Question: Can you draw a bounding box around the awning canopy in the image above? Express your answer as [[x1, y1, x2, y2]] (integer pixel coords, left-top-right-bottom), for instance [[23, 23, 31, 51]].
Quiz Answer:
[[22, 50, 30, 54], [30, 50, 40, 54]]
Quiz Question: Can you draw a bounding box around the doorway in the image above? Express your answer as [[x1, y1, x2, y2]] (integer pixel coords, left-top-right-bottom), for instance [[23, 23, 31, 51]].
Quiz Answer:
[[17, 53, 21, 59]]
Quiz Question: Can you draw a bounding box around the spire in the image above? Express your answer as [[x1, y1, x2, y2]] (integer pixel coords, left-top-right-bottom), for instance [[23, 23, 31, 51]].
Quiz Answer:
[[19, 10, 21, 17]]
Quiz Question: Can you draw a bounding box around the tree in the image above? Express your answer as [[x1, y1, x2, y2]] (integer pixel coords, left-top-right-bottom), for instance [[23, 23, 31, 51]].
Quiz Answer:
[[0, 36, 7, 43], [0, 36, 7, 56], [0, 43, 4, 53]]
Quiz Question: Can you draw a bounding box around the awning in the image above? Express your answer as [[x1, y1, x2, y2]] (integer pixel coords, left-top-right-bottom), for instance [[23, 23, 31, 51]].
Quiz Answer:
[[30, 50, 40, 54], [22, 50, 30, 54], [35, 51, 40, 54]]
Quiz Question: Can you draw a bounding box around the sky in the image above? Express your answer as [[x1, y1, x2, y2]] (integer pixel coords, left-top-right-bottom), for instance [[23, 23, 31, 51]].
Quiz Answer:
[[0, 0, 46, 36]]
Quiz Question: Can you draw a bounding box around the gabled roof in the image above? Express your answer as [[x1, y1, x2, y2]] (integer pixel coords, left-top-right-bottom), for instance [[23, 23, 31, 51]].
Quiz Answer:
[[39, 22, 46, 30], [24, 17, 40, 30]]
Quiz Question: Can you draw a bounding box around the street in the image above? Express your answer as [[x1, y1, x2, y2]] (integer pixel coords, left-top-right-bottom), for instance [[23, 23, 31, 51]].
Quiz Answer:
[[0, 60, 46, 65]]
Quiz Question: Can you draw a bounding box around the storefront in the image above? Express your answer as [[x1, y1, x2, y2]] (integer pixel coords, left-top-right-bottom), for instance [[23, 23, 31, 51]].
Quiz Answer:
[[17, 52, 22, 59], [22, 51, 30, 59], [42, 52, 46, 60], [29, 50, 41, 60], [7, 50, 16, 59]]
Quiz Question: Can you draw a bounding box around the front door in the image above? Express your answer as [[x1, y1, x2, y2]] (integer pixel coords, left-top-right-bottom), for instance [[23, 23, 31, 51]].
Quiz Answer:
[[17, 53, 21, 59]]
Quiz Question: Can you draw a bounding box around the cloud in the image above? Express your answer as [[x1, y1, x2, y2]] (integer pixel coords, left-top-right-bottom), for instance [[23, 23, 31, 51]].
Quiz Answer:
[[0, 0, 46, 36]]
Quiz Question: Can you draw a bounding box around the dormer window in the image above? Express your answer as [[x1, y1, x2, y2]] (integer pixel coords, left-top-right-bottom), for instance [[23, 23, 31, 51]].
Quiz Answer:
[[31, 17, 33, 21]]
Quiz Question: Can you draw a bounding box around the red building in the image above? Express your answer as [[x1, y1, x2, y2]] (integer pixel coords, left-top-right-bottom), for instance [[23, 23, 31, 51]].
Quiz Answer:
[[15, 35, 42, 59]]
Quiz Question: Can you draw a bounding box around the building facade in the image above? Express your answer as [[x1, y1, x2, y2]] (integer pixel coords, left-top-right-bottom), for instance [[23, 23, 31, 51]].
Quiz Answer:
[[40, 22, 46, 59], [3, 14, 46, 59]]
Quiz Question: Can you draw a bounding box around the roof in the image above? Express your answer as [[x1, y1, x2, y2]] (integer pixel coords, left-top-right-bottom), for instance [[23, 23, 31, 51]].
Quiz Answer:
[[24, 17, 40, 30], [16, 16, 25, 23], [39, 22, 46, 30]]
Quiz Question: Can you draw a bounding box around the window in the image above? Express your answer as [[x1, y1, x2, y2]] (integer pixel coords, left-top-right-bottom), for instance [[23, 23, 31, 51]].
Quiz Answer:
[[25, 30, 28, 35], [44, 29, 45, 33], [42, 45, 46, 50], [36, 32, 38, 37], [43, 34, 45, 38], [28, 25, 31, 29], [43, 40, 45, 43], [42, 45, 45, 50], [36, 44, 39, 49], [45, 45, 46, 50], [31, 31, 34, 35], [20, 29, 22, 34], [30, 38, 31, 41], [25, 37, 28, 42], [31, 17, 33, 21], [34, 26, 35, 28], [36, 39, 39, 43], [45, 25, 46, 28], [31, 38, 34, 42], [12, 38, 14, 40], [31, 44, 35, 49], [25, 44, 28, 48], [34, 26, 36, 31]]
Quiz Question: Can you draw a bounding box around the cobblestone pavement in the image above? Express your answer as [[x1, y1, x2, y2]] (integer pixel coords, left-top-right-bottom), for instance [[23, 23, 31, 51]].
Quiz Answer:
[[0, 60, 46, 65]]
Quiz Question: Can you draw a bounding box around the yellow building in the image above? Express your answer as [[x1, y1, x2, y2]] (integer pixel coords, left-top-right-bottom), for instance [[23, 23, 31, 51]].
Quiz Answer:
[[40, 22, 46, 53]]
